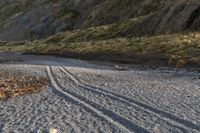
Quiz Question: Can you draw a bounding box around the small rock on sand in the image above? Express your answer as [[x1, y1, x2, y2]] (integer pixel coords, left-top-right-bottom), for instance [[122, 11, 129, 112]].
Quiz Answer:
[[49, 128, 58, 133]]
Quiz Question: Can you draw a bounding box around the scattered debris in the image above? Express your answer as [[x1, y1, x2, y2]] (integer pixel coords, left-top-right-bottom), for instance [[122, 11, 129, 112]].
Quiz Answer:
[[0, 72, 48, 100], [114, 65, 129, 71]]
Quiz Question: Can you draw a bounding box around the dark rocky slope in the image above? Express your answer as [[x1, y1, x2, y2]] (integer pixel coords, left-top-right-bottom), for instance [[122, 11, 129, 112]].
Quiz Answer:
[[125, 0, 200, 36], [1, 0, 200, 40]]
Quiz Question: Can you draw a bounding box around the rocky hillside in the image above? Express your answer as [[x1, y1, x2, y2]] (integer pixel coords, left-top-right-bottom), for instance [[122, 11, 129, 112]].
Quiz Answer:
[[0, 0, 168, 40], [125, 0, 200, 36], [0, 0, 200, 41], [0, 0, 200, 68]]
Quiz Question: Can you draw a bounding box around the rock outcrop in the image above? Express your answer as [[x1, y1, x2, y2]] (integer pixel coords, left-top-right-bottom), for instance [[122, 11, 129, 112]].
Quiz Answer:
[[126, 0, 200, 36], [1, 0, 200, 40], [0, 0, 166, 40]]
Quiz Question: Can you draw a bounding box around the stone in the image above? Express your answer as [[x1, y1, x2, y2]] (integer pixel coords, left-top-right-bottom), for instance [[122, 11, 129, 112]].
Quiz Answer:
[[49, 128, 58, 133]]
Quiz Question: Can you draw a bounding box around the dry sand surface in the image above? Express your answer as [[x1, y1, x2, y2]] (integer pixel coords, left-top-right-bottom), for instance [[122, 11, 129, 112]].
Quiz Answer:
[[0, 52, 199, 133]]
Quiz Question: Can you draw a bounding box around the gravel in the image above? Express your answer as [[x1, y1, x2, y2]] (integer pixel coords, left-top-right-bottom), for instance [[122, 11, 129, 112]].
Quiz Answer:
[[0, 52, 199, 133]]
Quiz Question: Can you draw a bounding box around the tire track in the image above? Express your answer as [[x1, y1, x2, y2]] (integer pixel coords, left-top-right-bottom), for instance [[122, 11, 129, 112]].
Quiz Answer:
[[59, 67, 191, 133], [47, 66, 151, 133], [60, 66, 200, 132]]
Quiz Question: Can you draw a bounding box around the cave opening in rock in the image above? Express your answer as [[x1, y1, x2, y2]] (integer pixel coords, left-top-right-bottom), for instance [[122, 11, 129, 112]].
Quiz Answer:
[[185, 7, 200, 30]]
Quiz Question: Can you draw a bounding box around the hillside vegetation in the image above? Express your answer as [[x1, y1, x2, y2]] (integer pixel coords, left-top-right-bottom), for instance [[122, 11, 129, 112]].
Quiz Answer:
[[0, 0, 172, 40], [1, 23, 199, 68], [0, 0, 200, 69]]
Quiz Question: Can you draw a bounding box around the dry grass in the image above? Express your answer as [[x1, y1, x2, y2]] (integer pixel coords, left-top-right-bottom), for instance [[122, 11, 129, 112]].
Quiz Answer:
[[0, 74, 47, 100], [0, 31, 199, 69]]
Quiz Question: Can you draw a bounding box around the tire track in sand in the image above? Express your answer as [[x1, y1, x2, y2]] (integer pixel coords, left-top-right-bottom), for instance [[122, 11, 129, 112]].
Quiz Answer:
[[47, 66, 150, 133], [60, 66, 200, 132]]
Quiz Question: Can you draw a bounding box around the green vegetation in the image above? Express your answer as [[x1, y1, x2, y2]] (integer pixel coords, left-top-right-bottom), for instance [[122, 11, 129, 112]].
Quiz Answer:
[[57, 9, 79, 20], [45, 15, 148, 43], [0, 2, 199, 69], [1, 32, 200, 68], [0, 0, 59, 29]]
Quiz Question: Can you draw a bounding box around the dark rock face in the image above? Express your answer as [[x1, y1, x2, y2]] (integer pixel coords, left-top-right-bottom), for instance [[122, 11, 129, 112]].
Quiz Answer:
[[126, 1, 200, 36], [1, 0, 200, 40], [0, 0, 165, 40], [184, 7, 200, 30]]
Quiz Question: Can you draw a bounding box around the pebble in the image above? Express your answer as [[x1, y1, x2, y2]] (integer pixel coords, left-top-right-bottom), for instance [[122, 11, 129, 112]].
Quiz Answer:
[[49, 128, 58, 133]]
